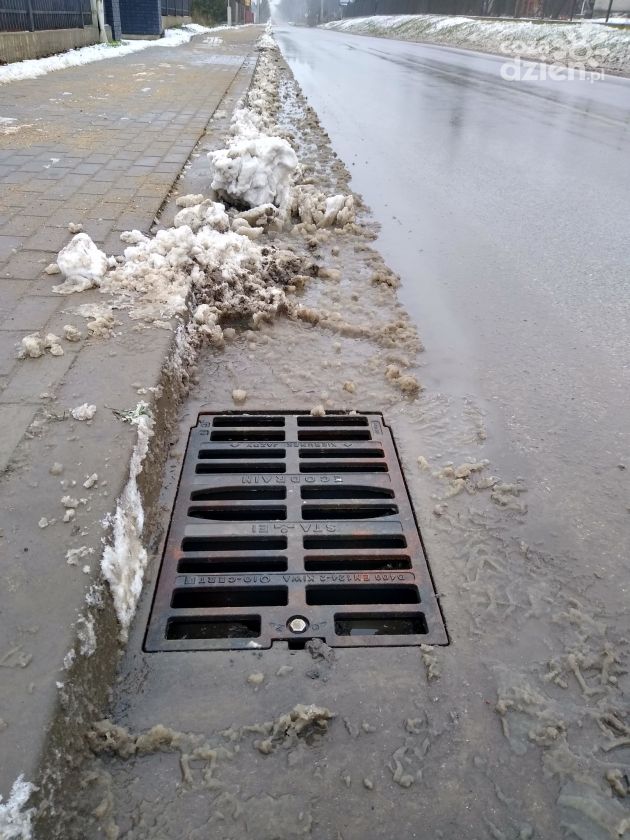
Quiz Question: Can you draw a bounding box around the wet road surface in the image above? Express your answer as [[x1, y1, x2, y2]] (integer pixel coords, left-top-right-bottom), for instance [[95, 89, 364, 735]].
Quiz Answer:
[[275, 24, 630, 601]]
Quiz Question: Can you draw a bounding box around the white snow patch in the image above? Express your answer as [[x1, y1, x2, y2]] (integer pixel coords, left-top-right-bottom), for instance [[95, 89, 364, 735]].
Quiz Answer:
[[53, 233, 108, 295], [0, 25, 215, 86], [101, 407, 154, 639], [0, 775, 36, 840], [209, 136, 298, 210], [76, 614, 97, 657], [66, 545, 93, 565]]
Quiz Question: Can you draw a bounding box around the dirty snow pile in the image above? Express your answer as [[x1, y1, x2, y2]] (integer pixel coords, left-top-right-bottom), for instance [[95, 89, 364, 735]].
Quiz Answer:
[[43, 29, 350, 336], [99, 221, 302, 329], [0, 24, 218, 86], [208, 30, 356, 231], [47, 202, 302, 332], [323, 14, 630, 74], [0, 775, 36, 840]]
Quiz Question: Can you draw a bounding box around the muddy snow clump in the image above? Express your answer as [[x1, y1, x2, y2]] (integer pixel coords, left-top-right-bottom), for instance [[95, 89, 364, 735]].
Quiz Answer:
[[53, 233, 108, 295], [63, 324, 82, 342], [18, 333, 45, 359], [253, 704, 334, 755], [44, 333, 64, 356], [71, 403, 96, 421], [291, 187, 355, 230], [173, 199, 230, 233], [385, 364, 421, 396], [175, 193, 204, 208]]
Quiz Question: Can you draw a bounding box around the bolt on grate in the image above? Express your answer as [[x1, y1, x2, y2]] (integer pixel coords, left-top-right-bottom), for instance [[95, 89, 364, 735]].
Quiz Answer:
[[144, 412, 448, 651]]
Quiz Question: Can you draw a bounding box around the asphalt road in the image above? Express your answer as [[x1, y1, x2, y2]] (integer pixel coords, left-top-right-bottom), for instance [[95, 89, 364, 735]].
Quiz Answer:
[[275, 24, 630, 594]]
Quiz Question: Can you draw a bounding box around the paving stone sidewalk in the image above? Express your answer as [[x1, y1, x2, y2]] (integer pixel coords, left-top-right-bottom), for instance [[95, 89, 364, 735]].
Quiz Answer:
[[0, 27, 259, 468], [0, 24, 261, 813]]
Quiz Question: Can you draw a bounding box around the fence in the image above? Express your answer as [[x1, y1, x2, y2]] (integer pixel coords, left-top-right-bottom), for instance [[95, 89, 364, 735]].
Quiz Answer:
[[0, 0, 92, 32], [160, 0, 192, 15]]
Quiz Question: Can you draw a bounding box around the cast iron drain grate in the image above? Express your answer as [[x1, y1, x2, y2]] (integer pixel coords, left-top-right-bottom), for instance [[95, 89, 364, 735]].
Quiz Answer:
[[144, 412, 448, 650]]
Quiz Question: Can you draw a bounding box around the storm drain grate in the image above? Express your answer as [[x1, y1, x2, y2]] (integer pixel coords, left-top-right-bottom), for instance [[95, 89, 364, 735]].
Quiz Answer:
[[144, 412, 448, 651]]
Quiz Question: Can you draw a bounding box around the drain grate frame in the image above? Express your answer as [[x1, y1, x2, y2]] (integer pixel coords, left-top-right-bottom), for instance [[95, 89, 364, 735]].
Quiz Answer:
[[144, 412, 448, 651]]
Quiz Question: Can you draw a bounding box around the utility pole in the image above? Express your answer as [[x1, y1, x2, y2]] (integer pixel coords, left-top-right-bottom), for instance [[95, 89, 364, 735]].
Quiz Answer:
[[605, 0, 614, 21]]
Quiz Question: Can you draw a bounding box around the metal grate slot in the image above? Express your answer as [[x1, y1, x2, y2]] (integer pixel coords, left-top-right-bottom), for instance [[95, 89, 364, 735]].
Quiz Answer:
[[306, 585, 420, 606], [191, 487, 287, 501], [301, 485, 393, 499], [299, 448, 384, 459], [211, 430, 286, 442], [298, 415, 368, 426], [181, 536, 288, 552], [298, 429, 371, 441], [172, 586, 288, 609], [196, 462, 287, 474], [178, 557, 288, 574], [335, 613, 427, 636], [303, 534, 407, 550], [300, 462, 388, 473], [199, 448, 286, 460], [145, 412, 447, 651], [302, 504, 398, 520], [167, 616, 261, 640], [304, 555, 412, 571], [188, 506, 287, 521], [213, 416, 285, 427]]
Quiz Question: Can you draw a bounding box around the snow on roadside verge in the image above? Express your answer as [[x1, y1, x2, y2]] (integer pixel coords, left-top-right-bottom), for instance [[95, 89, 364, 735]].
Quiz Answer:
[[322, 14, 630, 74], [0, 24, 218, 86], [0, 776, 36, 840], [100, 404, 154, 641]]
